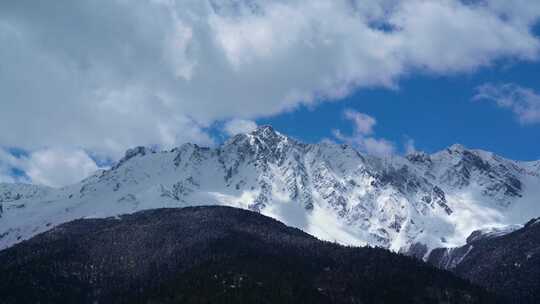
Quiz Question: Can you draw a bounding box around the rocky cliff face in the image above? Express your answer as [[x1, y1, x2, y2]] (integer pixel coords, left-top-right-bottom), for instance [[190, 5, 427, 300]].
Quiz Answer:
[[1, 126, 539, 252]]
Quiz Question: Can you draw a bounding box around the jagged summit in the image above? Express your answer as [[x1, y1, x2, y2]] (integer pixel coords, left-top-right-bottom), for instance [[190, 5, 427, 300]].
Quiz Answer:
[[447, 143, 466, 152], [224, 125, 283, 145], [113, 146, 157, 170], [244, 125, 297, 148], [1, 126, 539, 254], [250, 124, 279, 136]]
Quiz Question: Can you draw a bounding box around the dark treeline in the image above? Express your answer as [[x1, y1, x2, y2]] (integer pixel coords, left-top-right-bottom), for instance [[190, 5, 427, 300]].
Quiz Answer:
[[428, 218, 540, 304], [0, 206, 500, 303]]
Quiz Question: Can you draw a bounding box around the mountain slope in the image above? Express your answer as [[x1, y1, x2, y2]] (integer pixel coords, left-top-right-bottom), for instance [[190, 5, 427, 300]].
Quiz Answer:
[[1, 126, 539, 252], [0, 206, 500, 304], [427, 217, 540, 304]]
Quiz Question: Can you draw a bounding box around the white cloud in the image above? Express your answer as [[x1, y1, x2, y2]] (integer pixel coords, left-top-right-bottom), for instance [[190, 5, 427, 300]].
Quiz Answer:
[[473, 83, 540, 124], [0, 162, 16, 184], [319, 138, 338, 145], [23, 148, 101, 188], [0, 149, 26, 184], [390, 0, 540, 73], [223, 119, 258, 136], [0, 0, 539, 162], [0, 147, 102, 187], [361, 137, 396, 157], [0, 170, 14, 183], [404, 138, 417, 155], [344, 109, 376, 135], [0, 175, 15, 184], [334, 110, 395, 156]]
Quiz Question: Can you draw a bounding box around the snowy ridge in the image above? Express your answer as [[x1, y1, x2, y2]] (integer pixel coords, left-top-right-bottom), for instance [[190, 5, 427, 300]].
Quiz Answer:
[[1, 126, 539, 252], [0, 183, 51, 204], [465, 225, 522, 244]]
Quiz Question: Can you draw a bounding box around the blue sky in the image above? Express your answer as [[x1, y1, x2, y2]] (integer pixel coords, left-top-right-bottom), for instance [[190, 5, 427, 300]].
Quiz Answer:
[[1, 0, 540, 187], [259, 56, 540, 160]]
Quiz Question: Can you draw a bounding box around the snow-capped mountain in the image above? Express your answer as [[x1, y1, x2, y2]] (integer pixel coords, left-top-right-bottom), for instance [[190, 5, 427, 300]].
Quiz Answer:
[[1, 126, 539, 254]]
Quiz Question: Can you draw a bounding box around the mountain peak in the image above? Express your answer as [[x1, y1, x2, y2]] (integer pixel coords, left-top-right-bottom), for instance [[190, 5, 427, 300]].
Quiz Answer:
[[246, 125, 291, 146], [448, 143, 466, 152], [1, 126, 538, 256], [250, 125, 280, 137], [224, 125, 285, 147]]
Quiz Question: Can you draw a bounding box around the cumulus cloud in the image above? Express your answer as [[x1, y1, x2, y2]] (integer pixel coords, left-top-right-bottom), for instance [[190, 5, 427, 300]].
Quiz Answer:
[[0, 0, 539, 162], [333, 110, 395, 156], [344, 110, 376, 135], [0, 171, 14, 184], [23, 148, 102, 188], [0, 148, 102, 187], [223, 119, 258, 136], [360, 137, 396, 157], [0, 175, 15, 184], [473, 83, 540, 124], [0, 150, 18, 184]]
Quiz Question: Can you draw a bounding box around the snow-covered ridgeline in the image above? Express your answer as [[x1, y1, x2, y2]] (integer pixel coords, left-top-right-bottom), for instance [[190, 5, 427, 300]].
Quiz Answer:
[[1, 126, 539, 253]]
